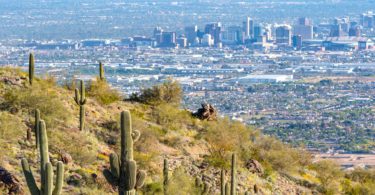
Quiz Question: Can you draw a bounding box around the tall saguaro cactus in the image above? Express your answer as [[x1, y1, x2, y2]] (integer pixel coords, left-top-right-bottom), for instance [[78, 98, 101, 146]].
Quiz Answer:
[[21, 120, 64, 195], [29, 53, 35, 85], [230, 153, 237, 195], [104, 111, 146, 195], [74, 80, 87, 131], [99, 62, 105, 81], [34, 109, 40, 149], [163, 158, 169, 195]]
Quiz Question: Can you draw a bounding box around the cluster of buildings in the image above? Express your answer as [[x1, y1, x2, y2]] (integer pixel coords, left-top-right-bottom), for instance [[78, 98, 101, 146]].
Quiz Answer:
[[115, 12, 375, 52]]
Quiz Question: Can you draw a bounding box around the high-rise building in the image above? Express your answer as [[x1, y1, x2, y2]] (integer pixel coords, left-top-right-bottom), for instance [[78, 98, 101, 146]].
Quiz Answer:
[[153, 26, 163, 45], [184, 25, 198, 46], [275, 25, 292, 45], [293, 17, 313, 40], [292, 35, 302, 49], [330, 24, 342, 37], [242, 17, 254, 39], [360, 12, 374, 28], [177, 36, 187, 48], [202, 34, 214, 47], [204, 23, 222, 45], [349, 26, 361, 37], [253, 24, 264, 38], [298, 17, 311, 26], [158, 32, 176, 47], [223, 26, 243, 44]]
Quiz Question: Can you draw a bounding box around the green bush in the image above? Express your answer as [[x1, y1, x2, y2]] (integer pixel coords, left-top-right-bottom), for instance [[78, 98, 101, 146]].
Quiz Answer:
[[87, 79, 122, 105], [311, 160, 343, 194], [165, 167, 200, 195], [2, 79, 71, 128], [202, 118, 255, 168], [130, 79, 182, 106]]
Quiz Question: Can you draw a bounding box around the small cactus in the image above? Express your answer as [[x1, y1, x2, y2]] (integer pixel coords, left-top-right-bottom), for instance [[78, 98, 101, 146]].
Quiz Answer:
[[99, 62, 105, 81], [34, 109, 40, 149], [21, 120, 64, 195], [163, 158, 169, 195], [231, 153, 237, 195], [195, 177, 210, 195], [29, 53, 34, 85], [104, 111, 146, 195], [74, 80, 86, 131]]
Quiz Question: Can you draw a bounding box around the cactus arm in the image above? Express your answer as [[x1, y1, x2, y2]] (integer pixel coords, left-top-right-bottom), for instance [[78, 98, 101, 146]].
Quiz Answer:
[[21, 158, 40, 195], [39, 120, 50, 192], [74, 88, 80, 105], [163, 158, 168, 195], [135, 170, 146, 189], [44, 163, 53, 195], [34, 109, 40, 149], [99, 62, 105, 80], [29, 53, 34, 85], [230, 153, 236, 195], [80, 80, 86, 104], [52, 162, 64, 195], [110, 153, 120, 179], [132, 130, 141, 142]]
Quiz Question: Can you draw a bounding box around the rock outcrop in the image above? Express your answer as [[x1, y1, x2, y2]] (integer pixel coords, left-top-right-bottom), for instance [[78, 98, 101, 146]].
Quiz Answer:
[[192, 103, 217, 121]]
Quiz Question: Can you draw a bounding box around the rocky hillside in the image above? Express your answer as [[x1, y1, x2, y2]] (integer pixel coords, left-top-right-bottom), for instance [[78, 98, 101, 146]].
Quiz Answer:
[[0, 67, 374, 195]]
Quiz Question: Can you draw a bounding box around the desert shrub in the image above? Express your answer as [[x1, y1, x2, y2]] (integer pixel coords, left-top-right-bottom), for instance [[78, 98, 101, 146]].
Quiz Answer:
[[2, 80, 71, 128], [50, 130, 98, 166], [166, 167, 200, 195], [250, 135, 312, 173], [87, 79, 122, 105], [202, 118, 254, 168], [0, 112, 25, 165], [130, 79, 182, 106], [342, 168, 375, 194], [151, 104, 193, 131], [310, 160, 343, 194]]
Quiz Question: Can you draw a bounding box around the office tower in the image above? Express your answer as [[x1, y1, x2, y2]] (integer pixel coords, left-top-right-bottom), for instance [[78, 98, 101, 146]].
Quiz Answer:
[[293, 17, 314, 40], [153, 26, 163, 45], [349, 26, 361, 37], [159, 32, 176, 47], [242, 17, 254, 39], [298, 17, 311, 26], [275, 25, 292, 45], [184, 25, 198, 45], [360, 12, 374, 28], [223, 26, 243, 44], [177, 36, 187, 48], [204, 23, 222, 45], [292, 35, 302, 49], [253, 24, 264, 38], [202, 34, 214, 47], [330, 24, 342, 37]]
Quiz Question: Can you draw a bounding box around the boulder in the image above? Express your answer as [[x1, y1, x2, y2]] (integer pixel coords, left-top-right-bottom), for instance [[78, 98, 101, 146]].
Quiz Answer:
[[245, 159, 264, 176], [192, 103, 217, 121], [0, 166, 23, 195]]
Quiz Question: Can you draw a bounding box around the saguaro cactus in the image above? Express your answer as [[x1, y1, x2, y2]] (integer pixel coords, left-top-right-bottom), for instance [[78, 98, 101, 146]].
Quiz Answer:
[[74, 80, 87, 131], [34, 109, 40, 149], [104, 111, 146, 195], [163, 158, 169, 195], [221, 169, 225, 195], [21, 120, 64, 195], [231, 153, 237, 195], [29, 53, 34, 85], [99, 62, 105, 81]]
